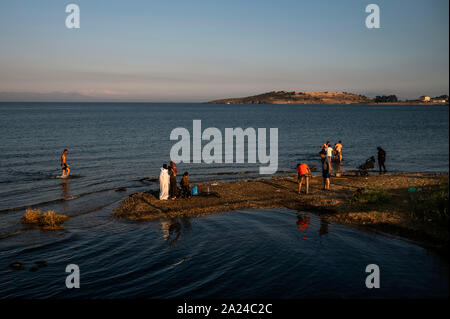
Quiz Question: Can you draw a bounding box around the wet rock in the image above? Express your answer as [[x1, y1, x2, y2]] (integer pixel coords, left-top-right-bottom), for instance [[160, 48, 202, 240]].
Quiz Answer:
[[116, 187, 127, 192], [35, 261, 48, 268], [139, 177, 158, 183], [200, 192, 220, 198], [9, 262, 25, 270]]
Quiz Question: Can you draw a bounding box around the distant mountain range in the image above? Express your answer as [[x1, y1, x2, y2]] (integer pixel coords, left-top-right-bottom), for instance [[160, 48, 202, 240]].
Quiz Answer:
[[0, 91, 151, 102], [0, 91, 95, 102]]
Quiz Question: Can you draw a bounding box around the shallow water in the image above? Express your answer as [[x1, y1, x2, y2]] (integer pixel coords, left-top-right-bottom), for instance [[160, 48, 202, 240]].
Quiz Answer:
[[0, 209, 447, 298], [0, 103, 448, 298]]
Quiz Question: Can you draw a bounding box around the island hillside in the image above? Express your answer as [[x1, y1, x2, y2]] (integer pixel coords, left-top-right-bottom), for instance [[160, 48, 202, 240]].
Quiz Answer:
[[206, 91, 449, 105]]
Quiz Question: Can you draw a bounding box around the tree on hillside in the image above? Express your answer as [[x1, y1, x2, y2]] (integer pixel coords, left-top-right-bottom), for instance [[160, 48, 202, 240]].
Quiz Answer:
[[375, 95, 398, 103]]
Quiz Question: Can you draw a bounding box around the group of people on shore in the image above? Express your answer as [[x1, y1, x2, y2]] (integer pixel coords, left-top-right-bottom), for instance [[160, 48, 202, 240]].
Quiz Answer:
[[59, 143, 386, 200], [297, 141, 339, 194], [159, 161, 191, 200], [296, 141, 388, 195], [58, 150, 192, 201], [319, 141, 343, 163]]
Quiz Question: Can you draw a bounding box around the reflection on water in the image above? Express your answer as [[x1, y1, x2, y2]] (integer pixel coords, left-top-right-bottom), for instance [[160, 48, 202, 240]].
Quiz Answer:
[[160, 219, 181, 245], [296, 212, 329, 238], [60, 180, 70, 199], [162, 212, 327, 247], [164, 212, 327, 245], [60, 179, 79, 214], [319, 216, 329, 236], [159, 216, 191, 246], [296, 213, 311, 239], [0, 208, 448, 298], [296, 212, 330, 239]]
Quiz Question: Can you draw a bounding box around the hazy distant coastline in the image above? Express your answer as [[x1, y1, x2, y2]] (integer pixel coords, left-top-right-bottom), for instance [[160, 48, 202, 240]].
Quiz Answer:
[[1, 90, 448, 105]]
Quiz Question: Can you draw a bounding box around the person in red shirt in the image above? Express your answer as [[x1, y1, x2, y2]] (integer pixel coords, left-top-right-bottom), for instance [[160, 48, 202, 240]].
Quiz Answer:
[[297, 163, 311, 194]]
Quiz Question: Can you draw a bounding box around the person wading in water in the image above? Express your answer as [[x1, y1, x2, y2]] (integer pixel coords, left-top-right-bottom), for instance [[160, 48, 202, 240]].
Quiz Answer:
[[61, 149, 70, 178], [334, 141, 343, 162]]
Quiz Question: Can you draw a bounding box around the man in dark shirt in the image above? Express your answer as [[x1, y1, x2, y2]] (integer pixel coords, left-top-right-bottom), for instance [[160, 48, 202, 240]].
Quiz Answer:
[[377, 147, 387, 173], [322, 157, 331, 190]]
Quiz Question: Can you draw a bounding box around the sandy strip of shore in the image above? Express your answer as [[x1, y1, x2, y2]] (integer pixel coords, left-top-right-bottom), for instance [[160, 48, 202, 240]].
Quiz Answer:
[[114, 173, 448, 254]]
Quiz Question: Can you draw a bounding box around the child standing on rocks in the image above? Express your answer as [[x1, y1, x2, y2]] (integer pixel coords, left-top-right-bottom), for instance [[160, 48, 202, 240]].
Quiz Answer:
[[180, 172, 191, 199]]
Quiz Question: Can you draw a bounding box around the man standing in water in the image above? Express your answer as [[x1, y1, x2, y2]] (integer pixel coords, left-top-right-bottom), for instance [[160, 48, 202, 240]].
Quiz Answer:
[[319, 141, 330, 160], [326, 143, 333, 163], [377, 147, 387, 173], [334, 141, 343, 162], [61, 149, 70, 178]]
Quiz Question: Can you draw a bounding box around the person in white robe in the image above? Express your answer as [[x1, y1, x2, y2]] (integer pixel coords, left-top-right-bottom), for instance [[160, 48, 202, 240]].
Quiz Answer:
[[159, 164, 170, 200]]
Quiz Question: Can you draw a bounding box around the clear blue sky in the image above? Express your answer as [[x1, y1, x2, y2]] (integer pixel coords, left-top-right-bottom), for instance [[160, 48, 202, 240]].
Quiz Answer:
[[0, 0, 448, 101]]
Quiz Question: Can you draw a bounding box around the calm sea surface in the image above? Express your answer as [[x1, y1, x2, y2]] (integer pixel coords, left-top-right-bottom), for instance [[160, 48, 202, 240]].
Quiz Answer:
[[0, 103, 448, 298]]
